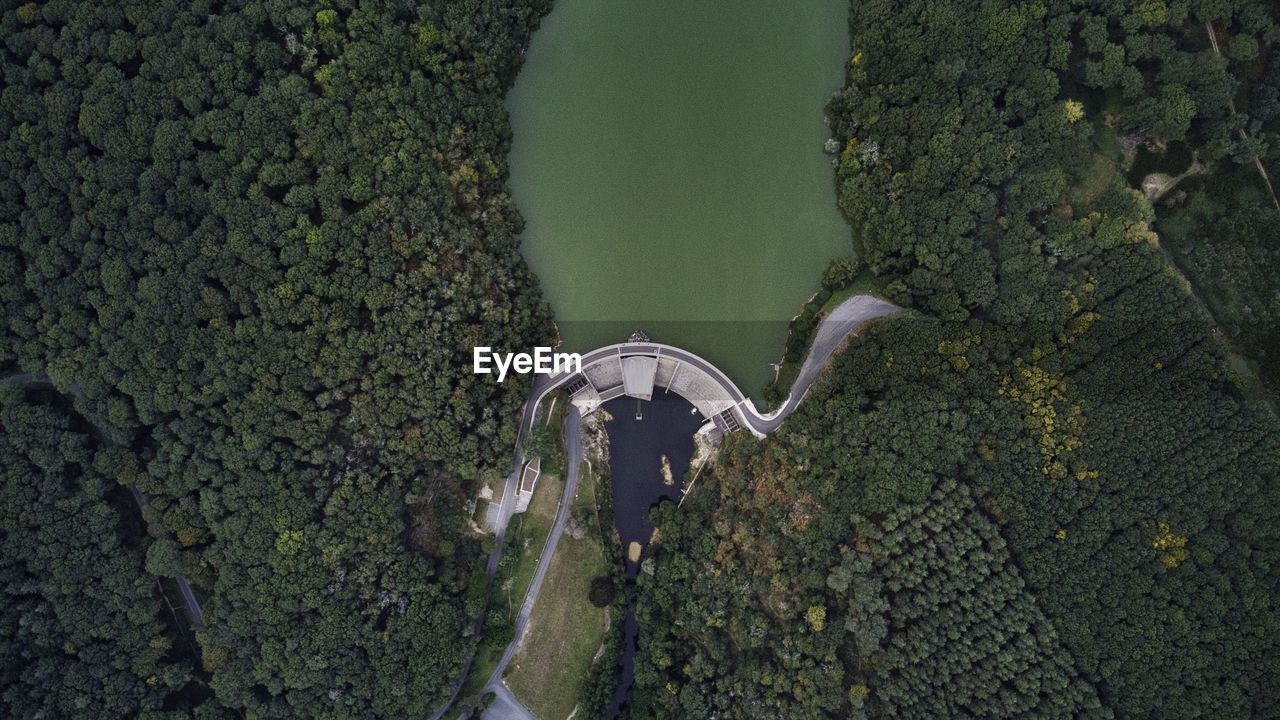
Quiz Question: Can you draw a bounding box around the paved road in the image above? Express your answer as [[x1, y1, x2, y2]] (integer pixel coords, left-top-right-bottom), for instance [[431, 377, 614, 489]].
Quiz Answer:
[[0, 372, 43, 385], [481, 684, 535, 720], [1, 372, 205, 628], [480, 409, 583, 720], [11, 295, 899, 720], [1205, 22, 1279, 209], [760, 293, 900, 430], [488, 414, 535, 575], [127, 487, 205, 626], [427, 394, 547, 718]]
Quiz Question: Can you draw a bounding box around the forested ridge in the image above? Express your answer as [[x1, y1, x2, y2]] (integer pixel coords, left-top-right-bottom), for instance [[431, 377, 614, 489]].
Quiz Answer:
[[630, 1, 1280, 718], [0, 0, 552, 716]]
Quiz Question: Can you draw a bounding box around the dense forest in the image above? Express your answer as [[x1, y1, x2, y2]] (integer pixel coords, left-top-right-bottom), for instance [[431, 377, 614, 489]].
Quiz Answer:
[[631, 1, 1280, 718], [0, 0, 552, 716], [1, 384, 208, 718]]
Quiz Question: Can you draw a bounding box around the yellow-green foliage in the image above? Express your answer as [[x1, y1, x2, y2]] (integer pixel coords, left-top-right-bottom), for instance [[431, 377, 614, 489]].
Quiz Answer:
[[1064, 99, 1085, 124], [1000, 360, 1085, 479], [805, 605, 826, 632], [1147, 520, 1189, 568]]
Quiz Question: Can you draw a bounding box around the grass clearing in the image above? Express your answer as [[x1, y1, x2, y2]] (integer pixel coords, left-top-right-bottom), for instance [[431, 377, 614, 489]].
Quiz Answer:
[[506, 473, 564, 617], [818, 274, 887, 316], [471, 497, 490, 526], [1061, 112, 1125, 217], [505, 466, 611, 720], [459, 643, 501, 700], [1067, 152, 1119, 213], [458, 392, 576, 705], [1088, 115, 1123, 162], [458, 472, 566, 703]]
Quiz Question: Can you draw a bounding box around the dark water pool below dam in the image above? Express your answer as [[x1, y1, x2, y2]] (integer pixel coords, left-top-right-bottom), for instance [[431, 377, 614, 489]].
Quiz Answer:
[[601, 392, 705, 717]]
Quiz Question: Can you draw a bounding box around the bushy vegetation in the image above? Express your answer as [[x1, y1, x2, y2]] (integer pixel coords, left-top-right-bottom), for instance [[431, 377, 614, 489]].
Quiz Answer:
[[630, 1, 1280, 717], [504, 465, 612, 720], [0, 0, 552, 716], [858, 481, 1106, 719], [764, 256, 871, 406], [634, 464, 1109, 719]]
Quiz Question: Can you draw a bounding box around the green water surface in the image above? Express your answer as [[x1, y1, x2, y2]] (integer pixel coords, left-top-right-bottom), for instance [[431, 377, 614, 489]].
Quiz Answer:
[[508, 0, 851, 398]]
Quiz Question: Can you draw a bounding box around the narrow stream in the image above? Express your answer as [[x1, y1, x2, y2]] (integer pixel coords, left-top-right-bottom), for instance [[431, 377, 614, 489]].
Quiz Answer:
[[601, 393, 705, 718]]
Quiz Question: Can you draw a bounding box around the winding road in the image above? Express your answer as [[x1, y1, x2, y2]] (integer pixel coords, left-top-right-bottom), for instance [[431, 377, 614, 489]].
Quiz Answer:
[[770, 293, 900, 426], [510, 294, 898, 440], [1204, 21, 1280, 209], [0, 372, 205, 627], [127, 487, 205, 626]]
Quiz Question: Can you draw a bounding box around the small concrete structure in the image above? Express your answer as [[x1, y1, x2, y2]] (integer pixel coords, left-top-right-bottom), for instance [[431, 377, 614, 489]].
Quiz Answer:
[[519, 457, 541, 494], [514, 457, 540, 512]]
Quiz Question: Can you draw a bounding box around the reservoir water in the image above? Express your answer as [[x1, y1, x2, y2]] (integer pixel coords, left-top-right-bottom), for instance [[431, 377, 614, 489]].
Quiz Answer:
[[507, 0, 851, 399]]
